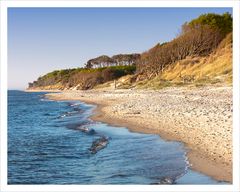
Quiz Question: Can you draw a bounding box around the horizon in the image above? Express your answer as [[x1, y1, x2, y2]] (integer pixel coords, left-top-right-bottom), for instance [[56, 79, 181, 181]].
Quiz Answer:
[[8, 7, 232, 90]]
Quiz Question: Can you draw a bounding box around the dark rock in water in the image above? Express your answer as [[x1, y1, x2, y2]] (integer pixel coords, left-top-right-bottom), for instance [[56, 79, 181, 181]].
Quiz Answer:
[[151, 177, 176, 185], [160, 177, 175, 184], [78, 126, 89, 132], [89, 137, 109, 154], [87, 129, 96, 135], [58, 111, 75, 118], [73, 108, 82, 112], [78, 127, 96, 135], [66, 121, 92, 130]]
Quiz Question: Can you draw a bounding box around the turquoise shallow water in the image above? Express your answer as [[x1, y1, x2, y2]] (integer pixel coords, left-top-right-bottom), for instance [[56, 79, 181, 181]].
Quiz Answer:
[[8, 90, 227, 184]]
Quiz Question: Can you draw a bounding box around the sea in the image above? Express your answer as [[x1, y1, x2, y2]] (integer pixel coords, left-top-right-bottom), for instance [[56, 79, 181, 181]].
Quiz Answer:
[[8, 90, 227, 184]]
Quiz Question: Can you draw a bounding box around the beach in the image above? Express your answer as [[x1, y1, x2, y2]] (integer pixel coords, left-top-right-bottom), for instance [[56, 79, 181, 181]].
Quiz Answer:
[[44, 86, 232, 182]]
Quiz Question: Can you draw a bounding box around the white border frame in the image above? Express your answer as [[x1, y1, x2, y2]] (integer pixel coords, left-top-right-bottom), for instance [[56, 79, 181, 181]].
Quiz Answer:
[[1, 1, 239, 192]]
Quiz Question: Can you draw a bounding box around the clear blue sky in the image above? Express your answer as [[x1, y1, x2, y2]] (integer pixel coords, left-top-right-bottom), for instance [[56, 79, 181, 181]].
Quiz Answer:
[[8, 7, 232, 90]]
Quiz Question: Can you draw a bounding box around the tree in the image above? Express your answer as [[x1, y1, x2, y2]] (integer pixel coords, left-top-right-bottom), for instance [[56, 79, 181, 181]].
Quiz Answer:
[[187, 12, 232, 35], [136, 13, 232, 77]]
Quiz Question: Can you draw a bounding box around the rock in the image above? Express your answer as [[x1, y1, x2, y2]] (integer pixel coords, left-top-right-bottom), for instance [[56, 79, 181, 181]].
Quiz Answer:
[[151, 177, 176, 185], [78, 127, 96, 135], [89, 136, 109, 154]]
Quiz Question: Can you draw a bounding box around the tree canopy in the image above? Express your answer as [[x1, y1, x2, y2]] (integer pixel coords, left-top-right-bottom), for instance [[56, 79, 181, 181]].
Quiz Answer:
[[186, 12, 232, 35]]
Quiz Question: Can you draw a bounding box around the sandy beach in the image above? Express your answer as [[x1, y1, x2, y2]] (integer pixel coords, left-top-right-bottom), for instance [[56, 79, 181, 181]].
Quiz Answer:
[[44, 86, 232, 182]]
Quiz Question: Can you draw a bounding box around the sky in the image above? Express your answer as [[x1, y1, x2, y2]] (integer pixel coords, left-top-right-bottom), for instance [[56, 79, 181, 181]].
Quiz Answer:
[[8, 7, 232, 90]]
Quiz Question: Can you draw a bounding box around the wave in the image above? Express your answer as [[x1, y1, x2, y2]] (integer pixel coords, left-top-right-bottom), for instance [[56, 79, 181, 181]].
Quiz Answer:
[[153, 152, 190, 185], [69, 103, 81, 107]]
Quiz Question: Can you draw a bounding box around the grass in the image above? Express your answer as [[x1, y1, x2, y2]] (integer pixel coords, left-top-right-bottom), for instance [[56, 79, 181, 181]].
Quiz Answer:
[[135, 33, 232, 90], [159, 33, 232, 87], [102, 33, 232, 90], [136, 76, 173, 90], [94, 81, 113, 89]]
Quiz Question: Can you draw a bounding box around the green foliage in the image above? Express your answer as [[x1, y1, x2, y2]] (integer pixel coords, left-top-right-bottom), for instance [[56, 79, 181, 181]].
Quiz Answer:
[[30, 65, 136, 90], [188, 12, 232, 35], [109, 65, 136, 74]]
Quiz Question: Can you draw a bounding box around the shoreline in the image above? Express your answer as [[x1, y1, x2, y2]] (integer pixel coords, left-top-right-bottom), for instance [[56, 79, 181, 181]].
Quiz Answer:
[[29, 86, 232, 183], [84, 99, 232, 183]]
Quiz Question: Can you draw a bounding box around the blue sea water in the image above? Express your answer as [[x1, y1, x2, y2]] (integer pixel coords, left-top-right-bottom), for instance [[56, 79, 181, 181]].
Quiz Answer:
[[8, 90, 227, 184]]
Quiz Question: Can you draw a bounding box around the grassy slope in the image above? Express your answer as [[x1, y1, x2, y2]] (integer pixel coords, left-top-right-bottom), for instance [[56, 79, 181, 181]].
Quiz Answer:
[[134, 33, 232, 89]]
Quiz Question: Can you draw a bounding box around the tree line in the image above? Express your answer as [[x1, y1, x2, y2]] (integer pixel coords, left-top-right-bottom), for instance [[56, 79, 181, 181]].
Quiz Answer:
[[85, 54, 140, 68], [136, 12, 232, 78]]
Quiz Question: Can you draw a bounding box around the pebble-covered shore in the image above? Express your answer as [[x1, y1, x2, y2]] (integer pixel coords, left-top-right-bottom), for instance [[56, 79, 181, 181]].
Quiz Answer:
[[45, 86, 232, 182]]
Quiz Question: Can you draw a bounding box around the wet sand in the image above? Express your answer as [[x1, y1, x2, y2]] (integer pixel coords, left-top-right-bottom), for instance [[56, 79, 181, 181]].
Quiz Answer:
[[37, 86, 232, 182]]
